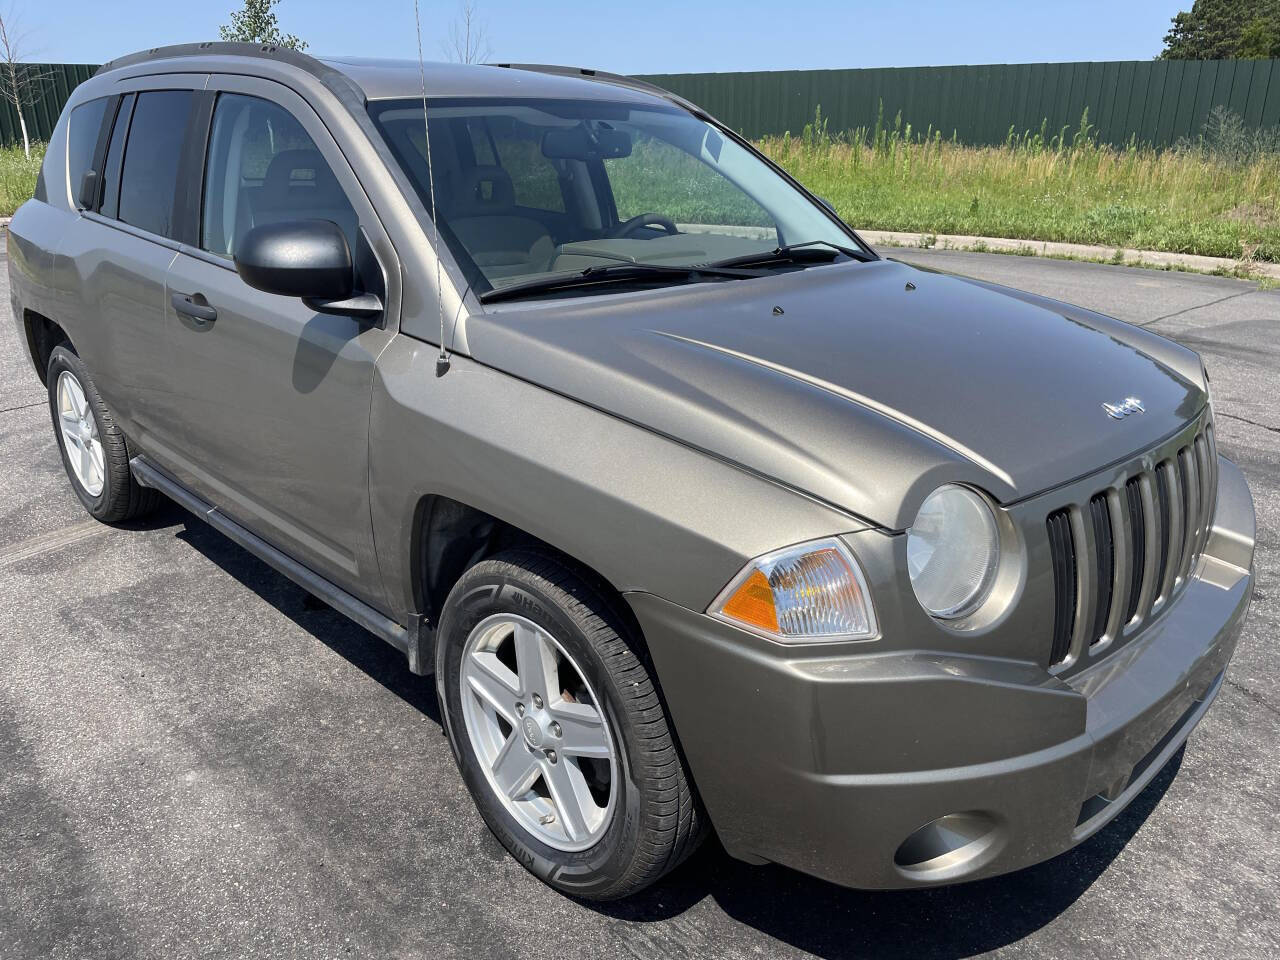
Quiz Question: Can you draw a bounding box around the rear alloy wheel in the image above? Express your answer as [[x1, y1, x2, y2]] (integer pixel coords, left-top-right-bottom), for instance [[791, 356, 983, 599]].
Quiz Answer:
[[437, 550, 705, 899], [46, 345, 159, 523], [55, 369, 106, 497]]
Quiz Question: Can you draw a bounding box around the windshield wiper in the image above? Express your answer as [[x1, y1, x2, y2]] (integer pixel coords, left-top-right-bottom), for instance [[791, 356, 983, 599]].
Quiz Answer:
[[478, 261, 764, 304], [705, 239, 871, 270]]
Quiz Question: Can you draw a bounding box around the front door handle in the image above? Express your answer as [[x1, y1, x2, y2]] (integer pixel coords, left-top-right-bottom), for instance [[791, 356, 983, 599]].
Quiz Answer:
[[171, 292, 217, 325]]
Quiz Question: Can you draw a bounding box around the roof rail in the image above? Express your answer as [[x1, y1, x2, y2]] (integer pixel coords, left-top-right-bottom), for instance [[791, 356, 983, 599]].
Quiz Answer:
[[96, 41, 370, 118], [490, 63, 708, 117], [99, 40, 323, 77]]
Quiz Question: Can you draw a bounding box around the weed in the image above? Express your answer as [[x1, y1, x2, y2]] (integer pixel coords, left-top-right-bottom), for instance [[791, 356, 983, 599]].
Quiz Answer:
[[760, 107, 1280, 263], [0, 142, 44, 216]]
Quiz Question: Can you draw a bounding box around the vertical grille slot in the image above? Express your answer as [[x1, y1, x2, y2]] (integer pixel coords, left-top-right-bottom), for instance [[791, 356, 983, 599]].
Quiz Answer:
[[1193, 433, 1212, 556], [1154, 463, 1173, 599], [1206, 425, 1219, 515], [1046, 508, 1076, 666], [1160, 458, 1184, 602], [1178, 447, 1199, 581], [1123, 478, 1145, 624], [1088, 495, 1113, 646]]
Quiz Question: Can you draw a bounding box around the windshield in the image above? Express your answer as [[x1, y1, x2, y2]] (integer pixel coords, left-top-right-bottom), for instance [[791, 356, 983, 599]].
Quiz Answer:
[[368, 96, 866, 296]]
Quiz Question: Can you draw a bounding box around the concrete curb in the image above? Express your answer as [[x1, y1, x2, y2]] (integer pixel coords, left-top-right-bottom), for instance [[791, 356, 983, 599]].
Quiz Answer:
[[858, 229, 1280, 281]]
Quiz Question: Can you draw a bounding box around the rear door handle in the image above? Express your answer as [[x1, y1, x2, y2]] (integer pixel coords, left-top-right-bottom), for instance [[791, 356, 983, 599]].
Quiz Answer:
[[171, 292, 217, 325]]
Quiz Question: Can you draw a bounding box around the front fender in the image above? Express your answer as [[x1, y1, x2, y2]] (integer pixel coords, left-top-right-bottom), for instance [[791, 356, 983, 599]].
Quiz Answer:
[[367, 336, 865, 623]]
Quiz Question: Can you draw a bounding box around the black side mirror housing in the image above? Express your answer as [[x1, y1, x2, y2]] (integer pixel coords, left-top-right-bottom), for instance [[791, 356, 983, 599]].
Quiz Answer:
[[234, 219, 382, 318]]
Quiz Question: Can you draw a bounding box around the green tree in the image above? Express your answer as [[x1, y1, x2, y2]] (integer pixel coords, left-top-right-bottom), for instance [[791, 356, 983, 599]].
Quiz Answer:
[[1160, 0, 1280, 59], [1238, 16, 1280, 56], [219, 0, 307, 51]]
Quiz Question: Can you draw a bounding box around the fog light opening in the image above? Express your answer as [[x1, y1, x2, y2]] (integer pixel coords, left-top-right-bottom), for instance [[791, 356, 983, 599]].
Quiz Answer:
[[894, 811, 1005, 880]]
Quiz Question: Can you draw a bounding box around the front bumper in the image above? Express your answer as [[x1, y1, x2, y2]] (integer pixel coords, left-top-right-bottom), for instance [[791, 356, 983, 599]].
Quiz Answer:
[[629, 457, 1255, 889]]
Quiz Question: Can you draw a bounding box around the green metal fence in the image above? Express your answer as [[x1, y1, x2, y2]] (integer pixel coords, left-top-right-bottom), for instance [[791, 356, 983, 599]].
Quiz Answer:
[[0, 63, 98, 148], [4, 59, 1279, 150], [640, 59, 1280, 147]]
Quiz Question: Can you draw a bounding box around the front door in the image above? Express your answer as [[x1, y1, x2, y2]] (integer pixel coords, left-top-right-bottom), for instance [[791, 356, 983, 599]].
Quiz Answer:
[[159, 77, 398, 608]]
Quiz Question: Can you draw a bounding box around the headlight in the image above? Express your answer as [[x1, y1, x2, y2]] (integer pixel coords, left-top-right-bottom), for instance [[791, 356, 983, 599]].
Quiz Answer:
[[709, 537, 877, 643], [907, 485, 999, 619]]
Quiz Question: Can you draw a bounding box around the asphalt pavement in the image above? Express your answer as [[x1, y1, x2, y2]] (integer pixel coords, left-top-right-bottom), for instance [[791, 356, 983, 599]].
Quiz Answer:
[[2, 246, 1278, 959]]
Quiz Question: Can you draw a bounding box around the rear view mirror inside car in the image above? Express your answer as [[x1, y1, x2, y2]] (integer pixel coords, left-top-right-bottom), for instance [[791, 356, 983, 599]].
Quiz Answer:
[[541, 124, 633, 160]]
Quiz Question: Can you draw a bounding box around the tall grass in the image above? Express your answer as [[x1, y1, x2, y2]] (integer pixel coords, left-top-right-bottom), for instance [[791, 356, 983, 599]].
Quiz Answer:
[[760, 105, 1280, 262], [0, 143, 44, 218]]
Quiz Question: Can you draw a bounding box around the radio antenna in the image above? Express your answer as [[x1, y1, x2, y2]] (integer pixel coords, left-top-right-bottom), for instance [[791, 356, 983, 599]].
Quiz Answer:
[[415, 0, 450, 376]]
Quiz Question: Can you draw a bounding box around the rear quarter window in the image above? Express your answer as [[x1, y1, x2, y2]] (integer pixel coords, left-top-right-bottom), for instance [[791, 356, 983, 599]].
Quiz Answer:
[[66, 97, 109, 207]]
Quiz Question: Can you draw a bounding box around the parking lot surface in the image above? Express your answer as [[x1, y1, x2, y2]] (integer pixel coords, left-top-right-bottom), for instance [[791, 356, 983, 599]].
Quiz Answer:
[[2, 246, 1278, 959]]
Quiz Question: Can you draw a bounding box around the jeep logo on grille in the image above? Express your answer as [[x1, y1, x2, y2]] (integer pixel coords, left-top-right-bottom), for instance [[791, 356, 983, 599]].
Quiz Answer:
[[1103, 397, 1145, 420]]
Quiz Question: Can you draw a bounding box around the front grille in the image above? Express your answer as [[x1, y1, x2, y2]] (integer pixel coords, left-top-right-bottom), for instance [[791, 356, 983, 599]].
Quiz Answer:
[[1046, 422, 1218, 669]]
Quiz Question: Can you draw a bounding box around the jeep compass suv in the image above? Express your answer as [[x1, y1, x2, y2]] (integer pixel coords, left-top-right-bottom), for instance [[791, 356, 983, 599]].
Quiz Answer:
[[7, 43, 1255, 900]]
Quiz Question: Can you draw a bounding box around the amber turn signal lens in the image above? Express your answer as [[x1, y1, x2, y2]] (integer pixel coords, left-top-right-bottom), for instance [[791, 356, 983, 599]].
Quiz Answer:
[[708, 538, 877, 644], [719, 569, 780, 633]]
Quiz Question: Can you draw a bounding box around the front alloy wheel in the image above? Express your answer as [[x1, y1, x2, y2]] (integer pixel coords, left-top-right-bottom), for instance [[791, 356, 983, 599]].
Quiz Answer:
[[437, 550, 705, 899], [460, 613, 617, 851]]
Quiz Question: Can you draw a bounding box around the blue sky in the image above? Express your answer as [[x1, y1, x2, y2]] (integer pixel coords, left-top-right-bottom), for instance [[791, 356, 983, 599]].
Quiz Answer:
[[29, 1, 1184, 73]]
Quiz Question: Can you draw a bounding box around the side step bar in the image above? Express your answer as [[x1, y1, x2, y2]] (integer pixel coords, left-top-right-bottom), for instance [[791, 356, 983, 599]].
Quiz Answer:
[[130, 456, 434, 675]]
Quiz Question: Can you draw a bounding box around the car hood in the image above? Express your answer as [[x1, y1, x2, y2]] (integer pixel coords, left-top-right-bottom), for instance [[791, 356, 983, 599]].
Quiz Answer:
[[465, 258, 1206, 530]]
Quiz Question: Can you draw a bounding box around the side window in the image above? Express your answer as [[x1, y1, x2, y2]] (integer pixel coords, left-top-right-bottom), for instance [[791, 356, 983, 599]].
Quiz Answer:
[[66, 97, 109, 206], [201, 93, 358, 259], [99, 94, 134, 220], [484, 116, 566, 213], [117, 90, 193, 238]]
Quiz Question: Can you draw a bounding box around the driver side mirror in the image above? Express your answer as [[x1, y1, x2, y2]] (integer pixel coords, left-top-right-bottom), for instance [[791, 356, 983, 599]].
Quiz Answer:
[[234, 219, 383, 319]]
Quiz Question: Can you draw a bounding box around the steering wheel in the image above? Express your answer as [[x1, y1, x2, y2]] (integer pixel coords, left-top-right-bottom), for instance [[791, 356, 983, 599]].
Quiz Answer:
[[611, 212, 679, 239]]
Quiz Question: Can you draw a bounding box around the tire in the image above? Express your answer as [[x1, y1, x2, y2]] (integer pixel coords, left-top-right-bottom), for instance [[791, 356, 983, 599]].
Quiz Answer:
[[436, 549, 705, 900], [46, 345, 159, 523]]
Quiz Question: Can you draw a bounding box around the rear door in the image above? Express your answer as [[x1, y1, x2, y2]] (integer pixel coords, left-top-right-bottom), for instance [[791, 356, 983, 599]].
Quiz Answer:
[[55, 77, 206, 435], [160, 75, 399, 607]]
